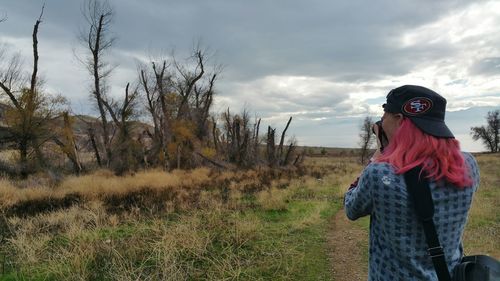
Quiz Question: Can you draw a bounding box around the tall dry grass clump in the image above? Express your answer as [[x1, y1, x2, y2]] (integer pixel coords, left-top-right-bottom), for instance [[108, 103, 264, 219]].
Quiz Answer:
[[0, 180, 19, 209], [256, 187, 289, 211], [0, 155, 361, 280], [0, 167, 280, 216], [0, 167, 292, 212], [58, 168, 212, 199], [3, 202, 264, 280], [0, 179, 52, 209]]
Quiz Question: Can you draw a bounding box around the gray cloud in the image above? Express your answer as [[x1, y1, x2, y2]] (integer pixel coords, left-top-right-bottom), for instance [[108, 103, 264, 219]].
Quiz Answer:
[[1, 0, 499, 152], [469, 57, 500, 76], [1, 0, 481, 81], [0, 1, 486, 85]]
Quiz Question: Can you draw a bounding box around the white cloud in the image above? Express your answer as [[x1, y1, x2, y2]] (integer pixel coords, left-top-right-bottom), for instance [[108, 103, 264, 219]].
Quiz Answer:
[[401, 1, 500, 47], [215, 75, 396, 121], [391, 0, 500, 111]]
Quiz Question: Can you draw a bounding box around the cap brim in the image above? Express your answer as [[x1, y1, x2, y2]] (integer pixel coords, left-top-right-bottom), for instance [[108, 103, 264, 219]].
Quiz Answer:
[[382, 103, 399, 113], [410, 117, 454, 138]]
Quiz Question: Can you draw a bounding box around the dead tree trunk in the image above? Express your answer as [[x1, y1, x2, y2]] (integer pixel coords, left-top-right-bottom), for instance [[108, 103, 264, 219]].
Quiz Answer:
[[235, 118, 241, 164], [87, 126, 102, 167], [283, 141, 295, 166], [267, 126, 276, 167], [212, 117, 219, 153], [254, 118, 261, 149], [152, 61, 169, 169], [277, 116, 292, 164]]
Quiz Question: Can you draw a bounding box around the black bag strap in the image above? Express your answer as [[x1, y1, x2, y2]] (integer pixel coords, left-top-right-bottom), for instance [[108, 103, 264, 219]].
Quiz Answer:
[[404, 166, 452, 281]]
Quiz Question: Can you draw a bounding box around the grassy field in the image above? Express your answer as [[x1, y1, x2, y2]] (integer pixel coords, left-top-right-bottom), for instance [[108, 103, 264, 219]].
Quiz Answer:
[[462, 153, 500, 257], [0, 154, 498, 280], [0, 157, 359, 280]]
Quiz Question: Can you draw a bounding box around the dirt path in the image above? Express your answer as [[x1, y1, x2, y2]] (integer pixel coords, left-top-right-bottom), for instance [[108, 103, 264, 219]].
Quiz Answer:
[[327, 208, 368, 281]]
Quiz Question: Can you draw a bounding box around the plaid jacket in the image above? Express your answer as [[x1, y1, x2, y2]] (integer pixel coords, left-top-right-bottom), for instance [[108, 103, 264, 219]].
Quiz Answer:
[[344, 152, 479, 281]]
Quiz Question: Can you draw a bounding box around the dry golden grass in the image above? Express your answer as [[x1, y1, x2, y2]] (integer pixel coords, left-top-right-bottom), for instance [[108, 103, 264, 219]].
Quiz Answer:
[[0, 149, 16, 162], [0, 166, 287, 212], [59, 168, 212, 198], [0, 179, 18, 208], [0, 167, 265, 212], [0, 179, 53, 209]]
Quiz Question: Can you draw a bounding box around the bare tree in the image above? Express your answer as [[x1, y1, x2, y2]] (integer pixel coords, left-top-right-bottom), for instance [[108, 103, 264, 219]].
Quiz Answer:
[[0, 6, 64, 177], [79, 0, 116, 167], [139, 60, 172, 169], [174, 49, 206, 120], [137, 46, 221, 169], [220, 108, 253, 167], [359, 116, 374, 164], [471, 110, 500, 153], [102, 82, 142, 173], [265, 117, 296, 167], [193, 73, 216, 139]]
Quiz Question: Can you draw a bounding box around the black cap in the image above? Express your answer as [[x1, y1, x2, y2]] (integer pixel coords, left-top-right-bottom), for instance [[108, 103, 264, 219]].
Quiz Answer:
[[383, 85, 454, 138]]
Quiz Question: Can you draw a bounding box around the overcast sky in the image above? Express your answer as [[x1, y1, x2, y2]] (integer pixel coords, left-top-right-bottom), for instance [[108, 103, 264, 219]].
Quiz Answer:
[[1, 0, 499, 152]]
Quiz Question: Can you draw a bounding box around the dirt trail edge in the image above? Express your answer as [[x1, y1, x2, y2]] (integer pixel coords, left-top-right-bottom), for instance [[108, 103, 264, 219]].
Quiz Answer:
[[327, 208, 369, 281]]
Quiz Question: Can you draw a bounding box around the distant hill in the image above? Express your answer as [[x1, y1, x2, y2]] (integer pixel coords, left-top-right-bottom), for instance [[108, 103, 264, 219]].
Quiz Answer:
[[68, 114, 153, 137]]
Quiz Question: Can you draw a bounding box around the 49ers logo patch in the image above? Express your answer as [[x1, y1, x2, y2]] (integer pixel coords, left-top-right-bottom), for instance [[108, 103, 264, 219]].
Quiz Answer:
[[403, 97, 433, 115]]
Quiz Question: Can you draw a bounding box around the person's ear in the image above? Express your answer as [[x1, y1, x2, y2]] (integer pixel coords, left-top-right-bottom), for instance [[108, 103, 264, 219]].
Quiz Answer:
[[395, 113, 404, 125]]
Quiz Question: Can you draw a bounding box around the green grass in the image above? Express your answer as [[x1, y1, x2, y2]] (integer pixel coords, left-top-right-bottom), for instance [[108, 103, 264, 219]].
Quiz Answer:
[[462, 153, 500, 257], [249, 199, 340, 280], [0, 172, 345, 280], [234, 180, 343, 280], [0, 269, 59, 281]]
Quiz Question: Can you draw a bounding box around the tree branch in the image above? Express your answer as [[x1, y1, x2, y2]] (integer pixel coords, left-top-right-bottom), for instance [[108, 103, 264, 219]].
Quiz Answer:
[[0, 82, 21, 110], [30, 4, 44, 95]]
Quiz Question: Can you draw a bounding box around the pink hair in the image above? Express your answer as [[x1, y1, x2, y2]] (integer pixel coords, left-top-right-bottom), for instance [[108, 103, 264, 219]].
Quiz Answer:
[[376, 118, 472, 188]]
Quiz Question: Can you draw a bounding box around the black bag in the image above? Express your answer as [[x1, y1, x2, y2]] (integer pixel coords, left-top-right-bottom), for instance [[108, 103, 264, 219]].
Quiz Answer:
[[452, 255, 500, 281], [404, 166, 500, 281]]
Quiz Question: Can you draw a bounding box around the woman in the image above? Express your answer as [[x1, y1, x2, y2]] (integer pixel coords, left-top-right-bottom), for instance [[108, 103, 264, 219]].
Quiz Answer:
[[344, 85, 479, 281]]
